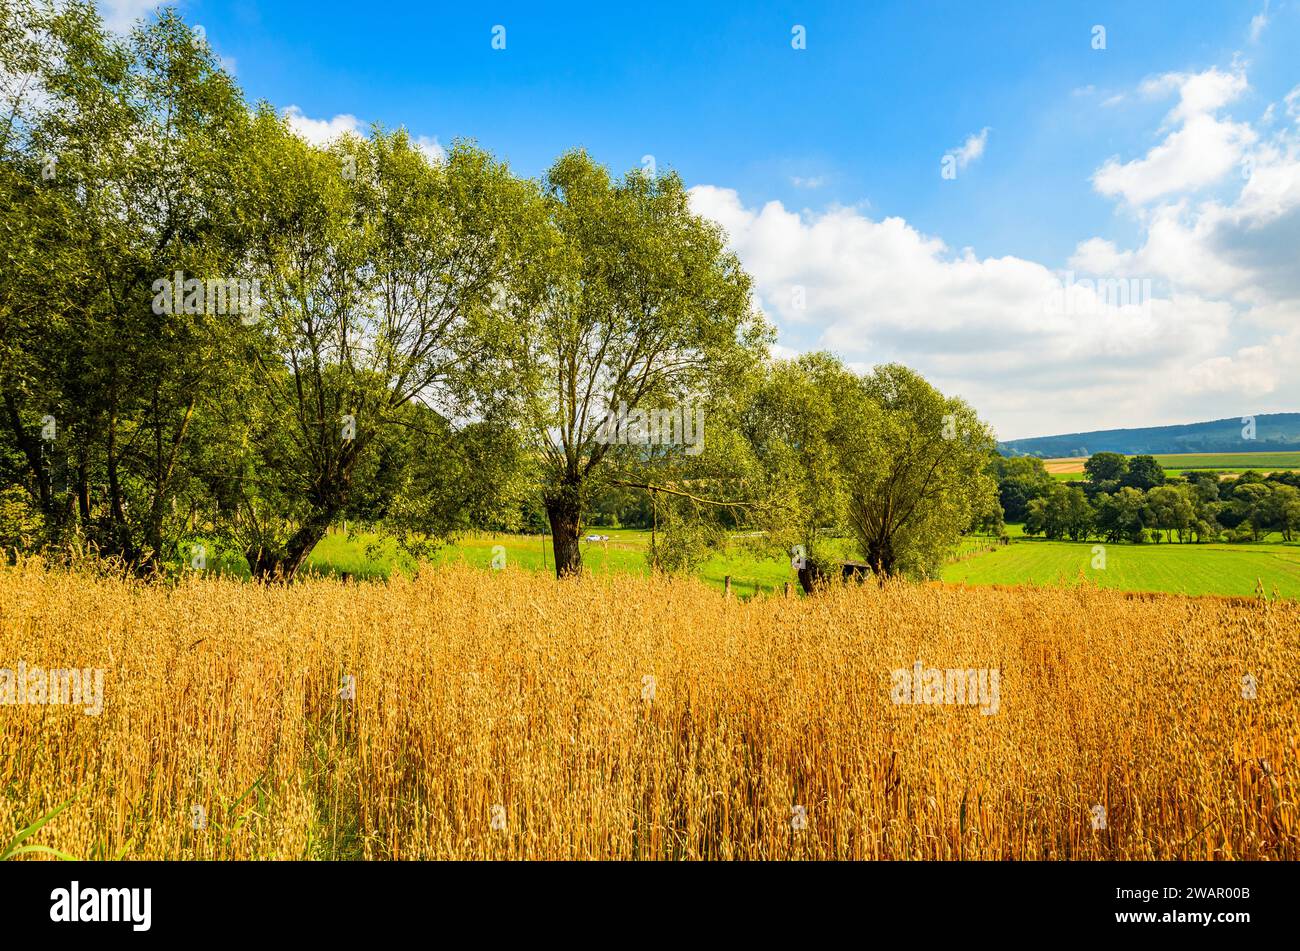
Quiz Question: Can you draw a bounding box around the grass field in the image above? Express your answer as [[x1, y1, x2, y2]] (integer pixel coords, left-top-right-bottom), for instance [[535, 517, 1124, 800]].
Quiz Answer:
[[186, 509, 1300, 602], [301, 527, 800, 595], [218, 523, 1300, 601], [3, 562, 1295, 860], [1045, 451, 1300, 480], [943, 535, 1300, 598]]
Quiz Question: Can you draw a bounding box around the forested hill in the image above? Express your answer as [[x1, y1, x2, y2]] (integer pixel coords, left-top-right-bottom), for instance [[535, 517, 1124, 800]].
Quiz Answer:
[[998, 413, 1300, 458]]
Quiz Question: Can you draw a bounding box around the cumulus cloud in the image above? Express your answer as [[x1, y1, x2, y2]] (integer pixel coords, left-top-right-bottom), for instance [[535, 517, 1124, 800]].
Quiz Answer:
[[687, 61, 1300, 438], [1138, 67, 1248, 125], [687, 185, 1245, 437], [1093, 68, 1254, 204], [1188, 344, 1280, 397], [1083, 107, 1300, 305], [1068, 238, 1133, 275], [283, 106, 365, 145]]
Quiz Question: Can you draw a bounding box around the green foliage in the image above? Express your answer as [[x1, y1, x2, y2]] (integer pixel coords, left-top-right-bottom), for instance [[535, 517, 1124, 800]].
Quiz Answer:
[[498, 149, 771, 576], [986, 454, 1053, 522], [1084, 451, 1128, 485], [1122, 455, 1166, 490], [842, 364, 999, 579], [646, 504, 725, 574], [1025, 483, 1094, 541], [0, 485, 45, 553], [1094, 486, 1148, 544], [741, 352, 857, 567], [0, 3, 1007, 593]]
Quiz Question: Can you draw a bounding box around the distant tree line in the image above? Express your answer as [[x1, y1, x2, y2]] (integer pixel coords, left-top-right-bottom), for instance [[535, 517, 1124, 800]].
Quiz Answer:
[[987, 452, 1300, 544]]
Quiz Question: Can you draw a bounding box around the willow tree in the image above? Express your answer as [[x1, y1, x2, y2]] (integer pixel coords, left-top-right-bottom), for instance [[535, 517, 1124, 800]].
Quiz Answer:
[[841, 364, 998, 579], [0, 3, 257, 568], [739, 352, 859, 573], [234, 124, 534, 578], [503, 151, 768, 577]]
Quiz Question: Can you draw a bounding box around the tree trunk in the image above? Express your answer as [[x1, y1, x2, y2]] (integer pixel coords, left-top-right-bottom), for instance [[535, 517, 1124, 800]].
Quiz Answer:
[[247, 513, 333, 581], [3, 391, 54, 517], [281, 517, 331, 578], [797, 562, 828, 594], [545, 495, 583, 578], [865, 537, 894, 578], [75, 455, 90, 526], [105, 409, 139, 565]]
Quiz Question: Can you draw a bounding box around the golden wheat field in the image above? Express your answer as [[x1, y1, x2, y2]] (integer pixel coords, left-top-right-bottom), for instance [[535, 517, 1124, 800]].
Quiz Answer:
[[0, 560, 1296, 860]]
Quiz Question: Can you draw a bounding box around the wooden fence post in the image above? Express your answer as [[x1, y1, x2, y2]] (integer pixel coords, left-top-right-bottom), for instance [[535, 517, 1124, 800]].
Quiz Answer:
[[724, 575, 732, 597]]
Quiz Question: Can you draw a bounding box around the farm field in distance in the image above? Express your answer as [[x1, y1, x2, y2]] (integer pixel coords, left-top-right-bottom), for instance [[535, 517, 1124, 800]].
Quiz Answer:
[[1044, 451, 1300, 480]]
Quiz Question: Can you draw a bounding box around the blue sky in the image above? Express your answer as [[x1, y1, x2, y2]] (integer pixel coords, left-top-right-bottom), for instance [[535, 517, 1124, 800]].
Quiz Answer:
[[103, 1, 1300, 439]]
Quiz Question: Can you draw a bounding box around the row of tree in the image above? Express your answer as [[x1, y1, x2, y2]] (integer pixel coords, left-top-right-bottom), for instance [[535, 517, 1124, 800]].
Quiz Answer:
[[0, 2, 998, 581], [989, 453, 1300, 543]]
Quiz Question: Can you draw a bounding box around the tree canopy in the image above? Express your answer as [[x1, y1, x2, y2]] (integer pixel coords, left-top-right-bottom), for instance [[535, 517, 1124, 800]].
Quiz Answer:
[[1, 1, 1005, 585]]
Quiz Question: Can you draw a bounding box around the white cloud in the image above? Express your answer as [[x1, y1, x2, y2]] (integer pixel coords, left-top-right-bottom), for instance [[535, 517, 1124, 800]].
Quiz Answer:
[[1286, 85, 1300, 120], [414, 135, 446, 164], [1164, 67, 1249, 124], [688, 60, 1300, 439], [687, 185, 1246, 438], [1188, 345, 1278, 396], [283, 106, 364, 146], [95, 0, 160, 33], [791, 175, 825, 189], [1249, 2, 1269, 42], [1094, 115, 1256, 204], [1093, 68, 1254, 204], [949, 127, 990, 170], [1068, 238, 1133, 274], [282, 108, 445, 165], [1085, 107, 1300, 305]]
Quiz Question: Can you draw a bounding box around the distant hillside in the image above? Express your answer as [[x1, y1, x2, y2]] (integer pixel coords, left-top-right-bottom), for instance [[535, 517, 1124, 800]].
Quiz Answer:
[[998, 413, 1300, 458]]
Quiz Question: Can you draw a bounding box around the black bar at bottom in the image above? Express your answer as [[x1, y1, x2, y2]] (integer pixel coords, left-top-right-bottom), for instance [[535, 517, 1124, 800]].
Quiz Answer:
[[0, 860, 1284, 938]]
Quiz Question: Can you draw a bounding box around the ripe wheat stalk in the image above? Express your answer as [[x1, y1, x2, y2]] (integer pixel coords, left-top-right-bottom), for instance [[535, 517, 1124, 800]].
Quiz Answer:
[[1, 559, 1295, 860]]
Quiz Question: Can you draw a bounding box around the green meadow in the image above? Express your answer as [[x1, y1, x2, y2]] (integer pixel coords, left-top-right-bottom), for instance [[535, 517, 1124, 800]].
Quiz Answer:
[[299, 527, 799, 595], [1151, 451, 1300, 470], [942, 534, 1300, 598], [186, 516, 1300, 601]]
